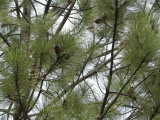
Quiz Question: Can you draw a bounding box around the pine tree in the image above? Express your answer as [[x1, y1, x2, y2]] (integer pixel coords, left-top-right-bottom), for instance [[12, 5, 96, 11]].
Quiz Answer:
[[0, 0, 160, 120]]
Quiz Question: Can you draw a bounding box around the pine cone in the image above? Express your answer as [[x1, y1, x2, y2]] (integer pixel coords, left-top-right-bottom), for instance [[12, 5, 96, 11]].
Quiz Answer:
[[54, 45, 62, 55], [95, 14, 107, 24], [95, 18, 102, 24], [64, 53, 70, 59]]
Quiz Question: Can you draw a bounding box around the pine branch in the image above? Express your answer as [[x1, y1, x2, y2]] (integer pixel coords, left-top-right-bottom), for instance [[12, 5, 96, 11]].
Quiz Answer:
[[40, 58, 60, 79], [76, 54, 92, 81], [28, 54, 44, 112], [109, 91, 136, 100], [150, 106, 159, 120], [125, 109, 138, 120], [28, 55, 60, 112], [43, 0, 52, 18], [39, 47, 122, 114], [99, 0, 119, 116], [14, 0, 21, 19], [7, 102, 13, 120], [14, 69, 31, 120], [55, 0, 76, 35], [112, 63, 131, 73], [98, 54, 148, 119], [34, 0, 71, 17], [30, 0, 38, 17], [118, 1, 129, 10], [134, 69, 157, 89], [0, 52, 3, 57], [0, 32, 11, 47], [34, 0, 93, 11], [13, 1, 30, 23], [0, 109, 13, 115]]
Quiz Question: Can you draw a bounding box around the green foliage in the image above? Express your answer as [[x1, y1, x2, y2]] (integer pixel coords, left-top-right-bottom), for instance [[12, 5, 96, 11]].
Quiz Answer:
[[0, 46, 31, 99], [123, 12, 159, 70], [0, 0, 11, 9], [1, 0, 160, 120], [78, 0, 93, 25]]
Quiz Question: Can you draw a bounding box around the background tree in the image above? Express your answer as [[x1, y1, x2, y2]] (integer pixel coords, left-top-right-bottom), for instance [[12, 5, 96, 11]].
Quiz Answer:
[[0, 0, 160, 120]]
